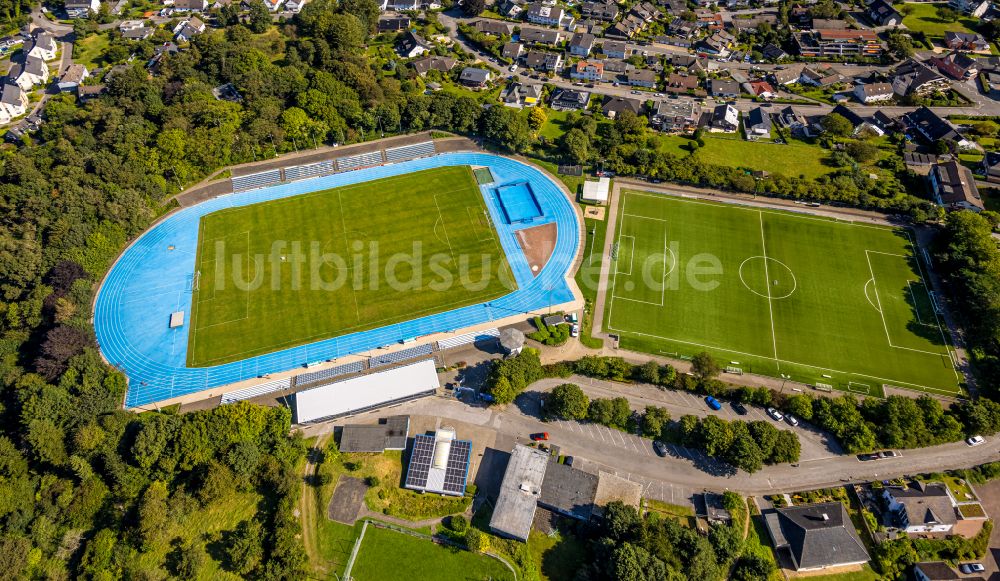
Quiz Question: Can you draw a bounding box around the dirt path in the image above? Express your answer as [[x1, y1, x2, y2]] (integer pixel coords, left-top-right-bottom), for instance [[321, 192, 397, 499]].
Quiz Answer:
[[300, 433, 330, 576]]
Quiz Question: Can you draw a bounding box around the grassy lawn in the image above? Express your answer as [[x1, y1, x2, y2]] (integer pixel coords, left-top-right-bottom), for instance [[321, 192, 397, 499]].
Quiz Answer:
[[72, 33, 110, 69], [188, 165, 512, 366], [696, 134, 833, 179], [645, 499, 697, 527], [608, 191, 962, 397], [797, 565, 881, 581], [132, 490, 261, 579], [528, 529, 587, 581], [360, 451, 472, 520], [538, 108, 573, 141], [901, 2, 981, 39], [351, 526, 514, 581]]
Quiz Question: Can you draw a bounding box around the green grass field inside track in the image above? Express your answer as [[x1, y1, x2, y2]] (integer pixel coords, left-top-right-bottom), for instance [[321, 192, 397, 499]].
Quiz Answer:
[[605, 190, 963, 396], [350, 526, 514, 581], [188, 166, 513, 366]]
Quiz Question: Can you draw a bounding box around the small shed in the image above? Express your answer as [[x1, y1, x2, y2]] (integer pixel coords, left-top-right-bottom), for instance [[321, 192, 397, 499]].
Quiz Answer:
[[581, 177, 610, 204], [499, 327, 525, 356], [169, 311, 184, 328]]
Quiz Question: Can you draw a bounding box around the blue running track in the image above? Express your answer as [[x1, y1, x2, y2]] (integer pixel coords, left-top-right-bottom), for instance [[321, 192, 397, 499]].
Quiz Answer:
[[94, 153, 580, 407]]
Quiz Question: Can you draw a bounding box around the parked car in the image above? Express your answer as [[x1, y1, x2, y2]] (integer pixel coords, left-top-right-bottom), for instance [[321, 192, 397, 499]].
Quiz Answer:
[[705, 396, 722, 411], [857, 453, 880, 462], [966, 435, 986, 446], [530, 432, 549, 441], [509, 64, 518, 72], [564, 456, 574, 467], [653, 441, 668, 457], [571, 324, 579, 337], [731, 401, 748, 415], [879, 450, 900, 458], [766, 407, 784, 421], [960, 564, 986, 574], [784, 414, 799, 427]]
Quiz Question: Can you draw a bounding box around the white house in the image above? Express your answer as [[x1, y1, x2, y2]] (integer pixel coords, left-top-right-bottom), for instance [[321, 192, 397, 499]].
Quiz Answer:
[[882, 483, 958, 534], [173, 17, 206, 42], [57, 64, 89, 91], [854, 82, 894, 103], [709, 103, 739, 133], [65, 0, 100, 18], [15, 56, 49, 91], [0, 83, 28, 125], [26, 33, 57, 62]]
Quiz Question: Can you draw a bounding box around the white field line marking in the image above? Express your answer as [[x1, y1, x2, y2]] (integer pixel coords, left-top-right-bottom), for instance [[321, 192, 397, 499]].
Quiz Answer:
[[606, 191, 629, 331], [865, 249, 893, 346], [618, 235, 635, 275], [903, 230, 962, 380], [623, 213, 668, 222], [758, 211, 780, 366]]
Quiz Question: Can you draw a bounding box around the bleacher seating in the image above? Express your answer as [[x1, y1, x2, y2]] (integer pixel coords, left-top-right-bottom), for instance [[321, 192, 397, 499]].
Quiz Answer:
[[437, 328, 500, 350], [283, 160, 335, 182], [370, 344, 434, 369], [220, 377, 292, 404], [335, 150, 384, 171], [384, 141, 435, 164], [293, 360, 366, 388], [231, 169, 282, 192]]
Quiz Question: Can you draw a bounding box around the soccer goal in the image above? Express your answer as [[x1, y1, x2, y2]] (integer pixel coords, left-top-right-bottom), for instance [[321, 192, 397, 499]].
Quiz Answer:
[[725, 366, 743, 375], [813, 383, 834, 392], [928, 291, 944, 314], [191, 270, 201, 291], [848, 382, 871, 395]]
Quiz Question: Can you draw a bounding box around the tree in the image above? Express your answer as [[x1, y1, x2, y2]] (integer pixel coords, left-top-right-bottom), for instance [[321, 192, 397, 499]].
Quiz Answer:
[[886, 31, 914, 60], [845, 140, 879, 163], [588, 397, 631, 430], [528, 107, 547, 132], [138, 481, 169, 550], [708, 523, 743, 564], [690, 351, 720, 381], [225, 520, 264, 576], [784, 394, 813, 421], [481, 105, 532, 152], [546, 384, 589, 420], [935, 5, 959, 22], [247, 0, 271, 33], [339, 0, 380, 34], [463, 0, 486, 17], [727, 426, 764, 473], [603, 501, 642, 541], [168, 539, 207, 578], [560, 128, 591, 165], [821, 113, 854, 137], [732, 554, 775, 581], [465, 527, 489, 553], [634, 360, 660, 385], [770, 430, 801, 464], [641, 406, 671, 439], [326, 13, 366, 54]]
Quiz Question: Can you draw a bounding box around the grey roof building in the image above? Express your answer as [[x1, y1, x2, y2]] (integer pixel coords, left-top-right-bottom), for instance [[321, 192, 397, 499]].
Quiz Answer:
[[490, 444, 549, 541], [764, 502, 870, 571], [550, 88, 591, 110], [339, 416, 410, 453], [459, 67, 492, 87], [499, 327, 525, 355], [538, 460, 599, 521]]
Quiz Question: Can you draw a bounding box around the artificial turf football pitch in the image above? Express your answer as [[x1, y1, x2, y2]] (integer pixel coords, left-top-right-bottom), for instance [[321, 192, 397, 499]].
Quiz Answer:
[[187, 166, 513, 367], [605, 190, 963, 397]]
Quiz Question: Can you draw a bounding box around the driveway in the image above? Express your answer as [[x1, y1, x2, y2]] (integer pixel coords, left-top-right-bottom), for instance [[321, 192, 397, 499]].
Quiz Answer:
[[976, 478, 1000, 580]]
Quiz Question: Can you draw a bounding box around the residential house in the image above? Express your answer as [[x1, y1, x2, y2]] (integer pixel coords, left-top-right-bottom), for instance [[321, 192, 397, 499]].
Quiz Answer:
[[377, 17, 411, 33], [904, 151, 942, 175], [524, 50, 562, 72], [795, 29, 882, 58], [601, 40, 629, 59], [903, 106, 970, 147], [57, 64, 88, 91], [651, 100, 700, 133], [398, 30, 432, 58], [502, 42, 524, 60], [981, 151, 1000, 183], [519, 28, 562, 45], [526, 3, 573, 28], [831, 104, 885, 136], [813, 18, 850, 30], [745, 107, 772, 139], [601, 96, 643, 118], [669, 54, 697, 69], [708, 78, 740, 98], [762, 43, 788, 61], [0, 83, 28, 125], [474, 20, 515, 36], [411, 55, 457, 76], [626, 68, 657, 88], [122, 26, 154, 40], [665, 73, 700, 94], [501, 82, 542, 107], [865, 0, 903, 26], [763, 502, 870, 572], [890, 59, 950, 98], [65, 0, 100, 18], [26, 33, 57, 62], [174, 0, 208, 10], [497, 0, 525, 18], [76, 84, 106, 102], [772, 67, 802, 86], [569, 32, 596, 56], [949, 0, 990, 16], [15, 56, 48, 91], [709, 103, 739, 132], [882, 480, 986, 531], [931, 51, 979, 79], [655, 34, 692, 49], [854, 82, 894, 103], [913, 562, 979, 581], [944, 31, 990, 52], [147, 42, 179, 72], [571, 60, 604, 81], [775, 105, 807, 133], [581, 0, 619, 21], [459, 67, 492, 88], [550, 88, 591, 110], [174, 17, 206, 42], [697, 30, 734, 57], [749, 80, 777, 99]]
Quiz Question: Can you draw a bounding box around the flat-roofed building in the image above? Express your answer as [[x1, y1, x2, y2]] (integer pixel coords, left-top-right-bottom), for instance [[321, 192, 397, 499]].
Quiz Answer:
[[339, 416, 410, 452], [490, 444, 549, 541]]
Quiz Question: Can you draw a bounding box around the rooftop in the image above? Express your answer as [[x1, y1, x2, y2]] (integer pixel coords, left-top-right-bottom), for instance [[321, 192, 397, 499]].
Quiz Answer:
[[339, 416, 410, 453], [490, 444, 549, 541]]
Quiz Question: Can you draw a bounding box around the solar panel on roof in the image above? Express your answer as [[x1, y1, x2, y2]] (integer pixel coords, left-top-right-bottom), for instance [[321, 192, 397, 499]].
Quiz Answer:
[[405, 434, 436, 488], [442, 440, 472, 494]]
